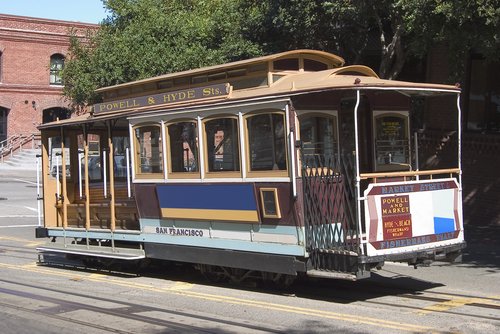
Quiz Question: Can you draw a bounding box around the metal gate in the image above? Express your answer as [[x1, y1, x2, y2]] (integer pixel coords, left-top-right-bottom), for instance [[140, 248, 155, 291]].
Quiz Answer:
[[302, 151, 360, 273]]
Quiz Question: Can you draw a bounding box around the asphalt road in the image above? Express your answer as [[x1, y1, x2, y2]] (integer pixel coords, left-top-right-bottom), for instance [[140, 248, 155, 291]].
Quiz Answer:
[[0, 170, 499, 334]]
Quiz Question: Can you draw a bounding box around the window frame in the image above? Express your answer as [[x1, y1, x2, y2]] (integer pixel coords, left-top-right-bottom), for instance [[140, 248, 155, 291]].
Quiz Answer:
[[244, 110, 289, 178], [372, 110, 411, 172], [165, 119, 200, 179], [132, 123, 164, 179], [50, 54, 65, 86], [297, 111, 340, 168], [202, 115, 242, 178]]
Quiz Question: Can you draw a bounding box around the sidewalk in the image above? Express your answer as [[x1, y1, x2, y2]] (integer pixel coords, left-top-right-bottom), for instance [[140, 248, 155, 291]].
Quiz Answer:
[[0, 168, 38, 181]]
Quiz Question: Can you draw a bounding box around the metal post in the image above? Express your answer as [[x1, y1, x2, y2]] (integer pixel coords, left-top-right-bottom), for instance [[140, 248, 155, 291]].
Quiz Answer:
[[414, 131, 420, 180], [126, 147, 131, 198], [353, 90, 364, 254], [161, 120, 168, 180], [55, 153, 61, 200], [457, 93, 462, 188], [78, 150, 83, 199], [286, 104, 297, 197], [238, 112, 246, 179], [36, 154, 42, 227], [197, 116, 205, 180], [103, 149, 107, 198]]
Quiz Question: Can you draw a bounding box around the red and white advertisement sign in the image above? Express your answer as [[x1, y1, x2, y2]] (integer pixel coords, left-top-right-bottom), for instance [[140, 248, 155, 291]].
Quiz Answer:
[[364, 178, 464, 256]]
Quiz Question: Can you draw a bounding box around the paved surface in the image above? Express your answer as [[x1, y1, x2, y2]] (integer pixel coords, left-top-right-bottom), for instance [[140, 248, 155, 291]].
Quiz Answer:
[[0, 169, 499, 333]]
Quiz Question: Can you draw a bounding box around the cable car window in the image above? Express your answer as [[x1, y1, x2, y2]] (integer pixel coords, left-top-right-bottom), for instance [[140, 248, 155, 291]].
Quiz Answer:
[[300, 115, 338, 167], [167, 121, 199, 174], [304, 59, 328, 71], [48, 136, 70, 179], [273, 58, 299, 71], [247, 113, 287, 171], [374, 112, 410, 171], [205, 118, 240, 172], [134, 125, 163, 175], [77, 134, 102, 181], [112, 136, 130, 178]]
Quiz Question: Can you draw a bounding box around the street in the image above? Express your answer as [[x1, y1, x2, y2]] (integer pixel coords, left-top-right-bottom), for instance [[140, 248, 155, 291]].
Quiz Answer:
[[0, 170, 499, 334]]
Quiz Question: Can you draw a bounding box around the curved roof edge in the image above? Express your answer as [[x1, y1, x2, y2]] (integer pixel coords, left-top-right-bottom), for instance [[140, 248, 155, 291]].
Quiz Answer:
[[330, 65, 379, 78], [95, 49, 345, 93]]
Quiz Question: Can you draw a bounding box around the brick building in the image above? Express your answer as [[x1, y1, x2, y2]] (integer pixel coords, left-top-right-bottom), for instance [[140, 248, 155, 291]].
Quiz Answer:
[[422, 44, 500, 228], [0, 14, 97, 143]]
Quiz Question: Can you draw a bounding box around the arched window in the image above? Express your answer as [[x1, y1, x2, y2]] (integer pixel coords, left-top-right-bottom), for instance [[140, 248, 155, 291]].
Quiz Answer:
[[0, 107, 8, 142], [43, 107, 71, 124], [50, 54, 65, 85]]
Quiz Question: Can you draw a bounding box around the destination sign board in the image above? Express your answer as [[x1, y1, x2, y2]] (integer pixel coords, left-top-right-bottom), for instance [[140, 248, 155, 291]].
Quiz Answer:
[[363, 178, 463, 256], [94, 83, 229, 114]]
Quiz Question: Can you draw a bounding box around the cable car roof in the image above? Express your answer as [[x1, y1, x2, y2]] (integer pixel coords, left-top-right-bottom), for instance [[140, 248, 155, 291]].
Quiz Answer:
[[39, 50, 460, 129]]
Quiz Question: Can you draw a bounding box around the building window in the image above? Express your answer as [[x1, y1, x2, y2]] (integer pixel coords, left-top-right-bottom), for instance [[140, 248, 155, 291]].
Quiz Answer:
[[43, 107, 71, 123], [50, 54, 65, 85]]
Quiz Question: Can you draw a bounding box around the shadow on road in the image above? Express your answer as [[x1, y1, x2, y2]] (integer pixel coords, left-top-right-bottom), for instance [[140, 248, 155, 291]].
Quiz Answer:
[[462, 224, 500, 269]]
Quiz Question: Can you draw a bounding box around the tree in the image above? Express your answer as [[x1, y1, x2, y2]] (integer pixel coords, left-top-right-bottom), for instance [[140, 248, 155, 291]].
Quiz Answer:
[[63, 0, 262, 106], [240, 0, 500, 80], [64, 0, 500, 106]]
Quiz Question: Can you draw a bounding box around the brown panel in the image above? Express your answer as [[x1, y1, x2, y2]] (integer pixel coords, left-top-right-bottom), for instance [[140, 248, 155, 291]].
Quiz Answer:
[[134, 184, 161, 219], [254, 183, 297, 226]]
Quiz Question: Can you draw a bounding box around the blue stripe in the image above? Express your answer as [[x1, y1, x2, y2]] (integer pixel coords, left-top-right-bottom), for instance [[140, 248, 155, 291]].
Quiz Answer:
[[156, 184, 257, 210], [434, 217, 455, 234]]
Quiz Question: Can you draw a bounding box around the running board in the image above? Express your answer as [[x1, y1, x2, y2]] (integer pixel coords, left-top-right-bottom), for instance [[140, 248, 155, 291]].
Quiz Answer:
[[306, 269, 370, 281], [37, 243, 145, 260]]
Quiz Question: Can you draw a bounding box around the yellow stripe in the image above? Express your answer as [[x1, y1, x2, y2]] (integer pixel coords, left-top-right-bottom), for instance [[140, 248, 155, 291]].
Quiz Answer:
[[0, 262, 436, 333], [418, 296, 500, 315], [161, 208, 259, 222]]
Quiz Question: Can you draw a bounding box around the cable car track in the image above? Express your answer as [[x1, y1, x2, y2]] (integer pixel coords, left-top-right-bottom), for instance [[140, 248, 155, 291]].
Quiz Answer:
[[0, 277, 284, 334], [1, 259, 499, 329]]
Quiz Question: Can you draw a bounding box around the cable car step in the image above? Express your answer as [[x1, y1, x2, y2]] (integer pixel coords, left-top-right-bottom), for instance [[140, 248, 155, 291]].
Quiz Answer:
[[307, 268, 371, 281], [36, 243, 145, 260]]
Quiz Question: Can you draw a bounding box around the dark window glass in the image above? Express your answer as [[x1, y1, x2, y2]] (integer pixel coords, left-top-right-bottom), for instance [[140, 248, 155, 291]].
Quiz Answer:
[[112, 136, 131, 178], [205, 118, 240, 172], [300, 116, 337, 167], [135, 126, 163, 174], [247, 113, 286, 171], [168, 122, 198, 173], [50, 54, 65, 85], [374, 115, 409, 170], [273, 58, 299, 71], [304, 59, 328, 71], [0, 107, 7, 142]]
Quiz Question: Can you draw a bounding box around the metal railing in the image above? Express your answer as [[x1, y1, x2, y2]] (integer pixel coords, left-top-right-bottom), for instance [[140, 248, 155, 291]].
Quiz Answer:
[[0, 133, 41, 163]]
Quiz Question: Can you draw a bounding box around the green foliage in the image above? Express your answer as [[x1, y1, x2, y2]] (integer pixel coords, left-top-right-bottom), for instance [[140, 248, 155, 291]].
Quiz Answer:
[[241, 0, 500, 79], [63, 0, 262, 106], [63, 0, 500, 106]]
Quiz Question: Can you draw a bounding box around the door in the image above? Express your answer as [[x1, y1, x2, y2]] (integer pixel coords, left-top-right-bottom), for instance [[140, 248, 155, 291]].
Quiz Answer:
[[300, 112, 359, 271]]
